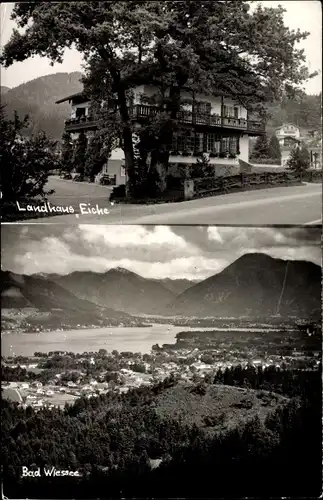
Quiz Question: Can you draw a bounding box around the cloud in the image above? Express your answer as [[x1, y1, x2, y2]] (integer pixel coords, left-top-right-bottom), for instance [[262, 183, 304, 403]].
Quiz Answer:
[[1, 225, 320, 280], [78, 224, 191, 250]]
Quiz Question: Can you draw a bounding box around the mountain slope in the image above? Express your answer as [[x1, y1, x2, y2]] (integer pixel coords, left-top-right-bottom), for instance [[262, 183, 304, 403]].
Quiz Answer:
[[1, 72, 83, 139], [265, 94, 321, 135], [153, 278, 195, 295], [46, 268, 176, 315], [166, 253, 321, 319], [1, 270, 135, 327]]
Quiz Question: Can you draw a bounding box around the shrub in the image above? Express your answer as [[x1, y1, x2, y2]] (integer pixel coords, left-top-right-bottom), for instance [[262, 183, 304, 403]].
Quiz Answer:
[[190, 383, 207, 396], [204, 413, 226, 427], [109, 184, 126, 201], [286, 144, 310, 173], [267, 135, 281, 160]]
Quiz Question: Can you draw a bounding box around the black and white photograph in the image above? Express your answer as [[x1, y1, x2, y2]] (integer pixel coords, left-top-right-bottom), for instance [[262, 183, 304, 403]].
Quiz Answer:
[[1, 224, 322, 498], [1, 1, 322, 500], [0, 1, 322, 225]]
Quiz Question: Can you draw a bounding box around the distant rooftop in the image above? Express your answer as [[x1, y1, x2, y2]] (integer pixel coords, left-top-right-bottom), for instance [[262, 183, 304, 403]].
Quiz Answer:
[[275, 123, 299, 130]]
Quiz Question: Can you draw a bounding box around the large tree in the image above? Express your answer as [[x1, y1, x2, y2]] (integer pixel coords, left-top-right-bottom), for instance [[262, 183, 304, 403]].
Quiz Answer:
[[1, 1, 316, 197], [0, 105, 56, 204]]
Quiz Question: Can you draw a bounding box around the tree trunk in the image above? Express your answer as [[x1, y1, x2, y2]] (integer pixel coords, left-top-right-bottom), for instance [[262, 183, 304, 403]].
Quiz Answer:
[[150, 147, 169, 194], [117, 87, 136, 198], [149, 86, 182, 194], [122, 125, 136, 197]]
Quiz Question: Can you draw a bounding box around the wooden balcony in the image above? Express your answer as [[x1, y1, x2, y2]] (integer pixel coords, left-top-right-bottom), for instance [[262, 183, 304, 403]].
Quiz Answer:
[[64, 105, 265, 135], [130, 104, 265, 134], [65, 116, 101, 131]]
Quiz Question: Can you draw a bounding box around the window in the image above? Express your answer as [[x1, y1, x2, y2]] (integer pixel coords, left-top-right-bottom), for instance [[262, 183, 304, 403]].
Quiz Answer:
[[229, 136, 238, 153], [220, 136, 239, 154], [207, 133, 221, 153], [75, 108, 86, 118], [172, 133, 187, 151], [223, 105, 237, 117], [172, 131, 203, 151], [221, 137, 230, 152], [196, 101, 211, 115]]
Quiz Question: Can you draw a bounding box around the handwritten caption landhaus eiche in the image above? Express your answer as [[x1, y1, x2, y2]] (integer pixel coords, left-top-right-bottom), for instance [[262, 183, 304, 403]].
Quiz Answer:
[[16, 201, 110, 215]]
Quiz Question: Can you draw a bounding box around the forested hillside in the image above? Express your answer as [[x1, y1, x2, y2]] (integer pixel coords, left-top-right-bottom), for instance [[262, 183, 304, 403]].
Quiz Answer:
[[0, 72, 83, 140], [266, 93, 321, 134]]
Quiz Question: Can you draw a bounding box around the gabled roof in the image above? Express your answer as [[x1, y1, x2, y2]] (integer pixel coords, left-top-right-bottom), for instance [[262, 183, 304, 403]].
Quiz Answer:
[[56, 92, 88, 104], [275, 123, 299, 130], [56, 85, 241, 105]]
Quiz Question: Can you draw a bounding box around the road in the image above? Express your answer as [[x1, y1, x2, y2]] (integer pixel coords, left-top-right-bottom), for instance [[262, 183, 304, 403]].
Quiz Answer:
[[14, 177, 322, 225], [46, 176, 114, 207]]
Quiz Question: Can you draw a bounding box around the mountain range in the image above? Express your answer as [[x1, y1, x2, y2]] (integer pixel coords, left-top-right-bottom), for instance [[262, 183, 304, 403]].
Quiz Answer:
[[44, 268, 193, 315], [2, 254, 321, 326], [1, 72, 321, 141], [1, 270, 135, 328], [165, 254, 321, 319]]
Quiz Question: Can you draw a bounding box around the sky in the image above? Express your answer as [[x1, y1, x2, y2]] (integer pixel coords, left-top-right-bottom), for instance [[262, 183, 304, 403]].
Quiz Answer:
[[0, 1, 322, 94], [1, 225, 321, 280]]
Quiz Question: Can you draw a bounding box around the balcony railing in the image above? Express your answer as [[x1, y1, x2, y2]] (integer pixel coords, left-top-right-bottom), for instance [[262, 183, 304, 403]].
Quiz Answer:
[[65, 116, 101, 130], [130, 104, 265, 133], [64, 105, 265, 134]]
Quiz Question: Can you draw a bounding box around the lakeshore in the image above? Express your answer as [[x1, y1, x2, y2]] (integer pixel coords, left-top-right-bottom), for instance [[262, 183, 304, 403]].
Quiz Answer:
[[1, 323, 219, 357]]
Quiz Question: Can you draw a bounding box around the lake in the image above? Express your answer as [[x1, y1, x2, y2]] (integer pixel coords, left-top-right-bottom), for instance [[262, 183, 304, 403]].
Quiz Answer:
[[2, 324, 220, 357]]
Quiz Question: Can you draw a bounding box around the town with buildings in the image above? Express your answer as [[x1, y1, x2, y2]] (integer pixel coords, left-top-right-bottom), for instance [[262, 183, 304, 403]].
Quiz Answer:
[[2, 320, 321, 411]]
